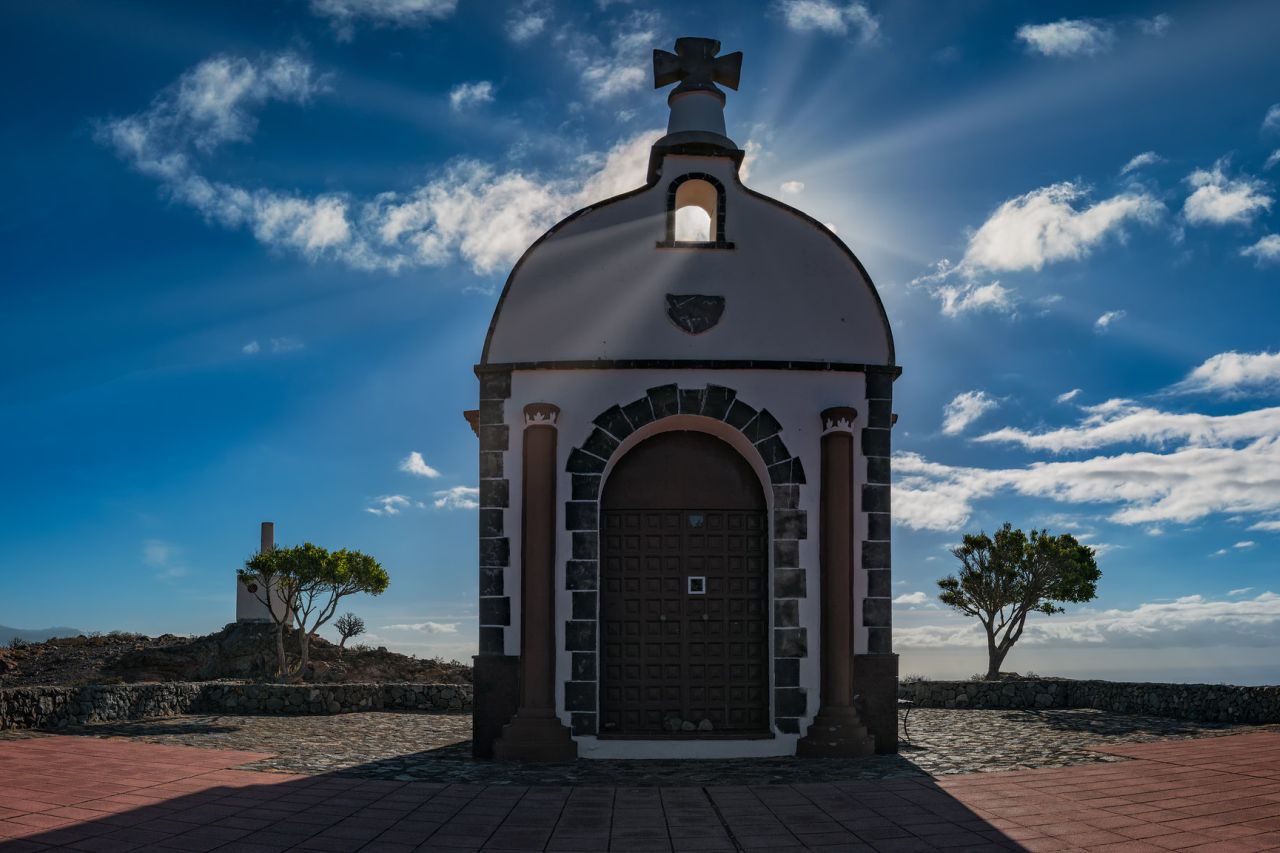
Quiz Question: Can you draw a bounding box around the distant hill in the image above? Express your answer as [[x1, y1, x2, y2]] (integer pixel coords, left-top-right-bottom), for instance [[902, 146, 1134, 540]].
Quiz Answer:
[[1, 625, 84, 644]]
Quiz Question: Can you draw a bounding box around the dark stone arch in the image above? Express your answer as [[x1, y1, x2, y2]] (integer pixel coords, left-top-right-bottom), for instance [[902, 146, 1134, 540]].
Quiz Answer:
[[562, 383, 810, 737]]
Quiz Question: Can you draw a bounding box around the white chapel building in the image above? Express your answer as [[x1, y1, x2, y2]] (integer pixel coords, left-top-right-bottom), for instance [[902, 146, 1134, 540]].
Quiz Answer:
[[470, 38, 900, 761]]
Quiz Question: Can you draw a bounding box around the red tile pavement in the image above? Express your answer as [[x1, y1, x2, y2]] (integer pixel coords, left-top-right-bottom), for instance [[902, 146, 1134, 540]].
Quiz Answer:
[[2, 732, 1280, 851]]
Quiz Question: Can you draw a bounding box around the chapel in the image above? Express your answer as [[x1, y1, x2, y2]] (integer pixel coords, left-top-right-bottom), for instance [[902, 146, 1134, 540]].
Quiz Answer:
[[470, 38, 900, 761]]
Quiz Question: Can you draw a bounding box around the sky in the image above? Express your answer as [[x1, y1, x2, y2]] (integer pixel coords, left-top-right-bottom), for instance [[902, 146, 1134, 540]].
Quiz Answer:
[[2, 0, 1279, 683]]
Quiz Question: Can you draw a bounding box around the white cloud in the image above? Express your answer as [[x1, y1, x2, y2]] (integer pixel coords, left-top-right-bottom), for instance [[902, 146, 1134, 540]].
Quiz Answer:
[[935, 281, 1015, 317], [1171, 351, 1280, 397], [780, 180, 805, 195], [900, 387, 1280, 531], [1016, 19, 1114, 58], [574, 11, 659, 102], [1056, 388, 1082, 404], [778, 1, 880, 43], [308, 0, 456, 40], [1094, 309, 1125, 332], [1241, 235, 1280, 265], [894, 591, 930, 605], [506, 2, 547, 42], [899, 591, 1280, 650], [449, 81, 494, 111], [1235, 540, 1256, 549], [433, 486, 480, 510], [1210, 548, 1229, 557], [941, 390, 997, 435], [1264, 104, 1280, 133], [961, 183, 1162, 274], [1265, 150, 1280, 171], [242, 340, 261, 355], [383, 620, 459, 634], [366, 494, 411, 516], [1120, 151, 1162, 175], [399, 451, 441, 478], [979, 398, 1280, 452], [98, 52, 665, 277], [1183, 161, 1272, 226], [1136, 14, 1172, 37], [1229, 587, 1254, 596]]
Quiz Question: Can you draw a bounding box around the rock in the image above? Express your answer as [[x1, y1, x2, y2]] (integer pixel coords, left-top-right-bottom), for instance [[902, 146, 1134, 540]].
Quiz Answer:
[[681, 720, 696, 732], [663, 717, 682, 733], [697, 719, 713, 732]]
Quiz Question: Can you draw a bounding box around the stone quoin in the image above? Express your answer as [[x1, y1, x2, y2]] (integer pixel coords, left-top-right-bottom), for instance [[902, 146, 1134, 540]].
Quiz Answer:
[[471, 37, 900, 761]]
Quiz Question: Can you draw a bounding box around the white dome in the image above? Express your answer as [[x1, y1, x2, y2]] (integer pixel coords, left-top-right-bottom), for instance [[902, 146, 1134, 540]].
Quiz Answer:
[[482, 153, 895, 367]]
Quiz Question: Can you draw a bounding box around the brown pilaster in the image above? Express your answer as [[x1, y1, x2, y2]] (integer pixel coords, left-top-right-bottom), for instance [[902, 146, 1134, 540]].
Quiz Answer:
[[494, 403, 578, 761], [797, 406, 875, 758]]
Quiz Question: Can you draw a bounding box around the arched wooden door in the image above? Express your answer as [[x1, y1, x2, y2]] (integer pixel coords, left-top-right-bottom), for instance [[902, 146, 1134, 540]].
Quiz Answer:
[[599, 431, 769, 736]]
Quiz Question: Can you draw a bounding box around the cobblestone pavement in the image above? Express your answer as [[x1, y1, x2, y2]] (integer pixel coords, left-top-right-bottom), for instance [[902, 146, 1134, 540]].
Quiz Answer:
[[5, 708, 1274, 786]]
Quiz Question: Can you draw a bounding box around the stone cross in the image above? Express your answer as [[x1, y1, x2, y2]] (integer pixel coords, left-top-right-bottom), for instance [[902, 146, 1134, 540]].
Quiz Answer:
[[653, 37, 742, 95]]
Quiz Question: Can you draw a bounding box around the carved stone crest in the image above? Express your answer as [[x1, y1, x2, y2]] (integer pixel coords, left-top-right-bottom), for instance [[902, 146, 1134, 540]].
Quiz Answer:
[[665, 294, 725, 334]]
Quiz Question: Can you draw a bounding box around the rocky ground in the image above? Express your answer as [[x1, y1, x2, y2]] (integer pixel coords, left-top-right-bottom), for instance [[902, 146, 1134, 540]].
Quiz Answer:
[[0, 623, 472, 687]]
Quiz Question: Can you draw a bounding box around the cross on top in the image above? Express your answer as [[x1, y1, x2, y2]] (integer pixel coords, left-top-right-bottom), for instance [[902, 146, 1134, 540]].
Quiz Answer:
[[653, 37, 742, 96]]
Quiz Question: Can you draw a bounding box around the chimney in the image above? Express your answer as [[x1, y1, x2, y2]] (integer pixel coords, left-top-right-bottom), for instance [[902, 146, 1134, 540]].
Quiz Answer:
[[260, 521, 274, 553]]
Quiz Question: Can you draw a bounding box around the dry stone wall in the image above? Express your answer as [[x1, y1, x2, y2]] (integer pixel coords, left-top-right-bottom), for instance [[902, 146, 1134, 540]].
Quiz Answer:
[[0, 682, 472, 731], [899, 679, 1280, 725]]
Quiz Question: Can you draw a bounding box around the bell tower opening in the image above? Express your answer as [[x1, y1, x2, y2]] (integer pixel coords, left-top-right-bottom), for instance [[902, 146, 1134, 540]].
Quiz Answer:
[[673, 179, 716, 242]]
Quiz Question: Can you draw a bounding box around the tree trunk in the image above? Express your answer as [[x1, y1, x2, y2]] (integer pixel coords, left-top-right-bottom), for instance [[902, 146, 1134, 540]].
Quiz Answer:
[[984, 623, 1006, 680], [274, 623, 288, 683], [298, 631, 311, 680], [337, 637, 346, 659]]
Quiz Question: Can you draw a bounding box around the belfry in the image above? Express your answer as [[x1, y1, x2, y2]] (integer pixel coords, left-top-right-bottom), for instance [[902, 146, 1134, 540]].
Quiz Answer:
[[470, 37, 900, 760]]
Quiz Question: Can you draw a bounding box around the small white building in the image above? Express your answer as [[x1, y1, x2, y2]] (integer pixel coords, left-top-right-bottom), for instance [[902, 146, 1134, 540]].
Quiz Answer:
[[472, 38, 900, 761]]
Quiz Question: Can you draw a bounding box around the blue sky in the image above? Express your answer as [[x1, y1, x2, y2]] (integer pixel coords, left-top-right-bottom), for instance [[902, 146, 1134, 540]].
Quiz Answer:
[[2, 0, 1278, 681]]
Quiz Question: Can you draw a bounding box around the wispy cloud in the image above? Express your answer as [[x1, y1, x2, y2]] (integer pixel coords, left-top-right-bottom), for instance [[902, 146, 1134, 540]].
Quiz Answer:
[[143, 539, 188, 580], [366, 494, 411, 516], [941, 390, 997, 435], [1120, 151, 1163, 175], [573, 11, 660, 102], [1016, 19, 1114, 58], [1056, 388, 1082, 404], [1264, 104, 1280, 134], [1094, 309, 1126, 333], [780, 180, 805, 195], [1171, 351, 1280, 397], [448, 81, 494, 111], [1241, 234, 1280, 265], [899, 591, 1280, 650], [931, 279, 1015, 318], [98, 52, 666, 277], [1136, 14, 1172, 37], [400, 451, 441, 478], [383, 620, 460, 634], [505, 0, 548, 43], [777, 1, 880, 43], [433, 486, 480, 510], [1182, 160, 1272, 226], [893, 591, 930, 606], [308, 0, 457, 41], [241, 340, 261, 355]]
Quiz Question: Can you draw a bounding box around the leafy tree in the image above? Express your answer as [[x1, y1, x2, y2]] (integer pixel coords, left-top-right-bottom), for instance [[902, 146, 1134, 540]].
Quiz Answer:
[[334, 613, 365, 657], [239, 544, 389, 680], [937, 523, 1100, 680], [291, 548, 388, 675]]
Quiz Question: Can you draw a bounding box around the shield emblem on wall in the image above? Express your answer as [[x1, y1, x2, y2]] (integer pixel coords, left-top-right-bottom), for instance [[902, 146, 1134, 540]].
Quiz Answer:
[[665, 294, 725, 335]]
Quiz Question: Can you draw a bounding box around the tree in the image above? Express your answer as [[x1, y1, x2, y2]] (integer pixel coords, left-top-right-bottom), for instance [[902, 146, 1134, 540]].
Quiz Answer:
[[334, 613, 366, 657], [239, 544, 389, 680], [291, 548, 389, 675], [937, 523, 1100, 680]]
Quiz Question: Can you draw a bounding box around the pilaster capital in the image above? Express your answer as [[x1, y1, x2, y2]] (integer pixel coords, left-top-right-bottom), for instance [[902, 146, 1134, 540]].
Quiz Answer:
[[523, 402, 561, 428], [820, 406, 858, 434]]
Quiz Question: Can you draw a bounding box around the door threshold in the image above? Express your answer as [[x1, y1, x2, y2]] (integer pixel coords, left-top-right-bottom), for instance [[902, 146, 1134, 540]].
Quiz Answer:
[[595, 732, 776, 741]]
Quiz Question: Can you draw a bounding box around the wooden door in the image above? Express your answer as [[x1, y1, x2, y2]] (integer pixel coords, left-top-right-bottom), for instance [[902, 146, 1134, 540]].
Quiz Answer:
[[599, 432, 768, 736]]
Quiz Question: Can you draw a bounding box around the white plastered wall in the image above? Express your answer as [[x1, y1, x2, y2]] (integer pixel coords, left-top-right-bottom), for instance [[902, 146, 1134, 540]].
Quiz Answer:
[[502, 367, 870, 759]]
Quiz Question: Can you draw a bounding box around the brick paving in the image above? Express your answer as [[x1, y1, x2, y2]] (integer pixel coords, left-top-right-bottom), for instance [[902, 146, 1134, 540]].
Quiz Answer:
[[3, 708, 1268, 785], [3, 725, 1280, 850], [3, 731, 1280, 850]]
